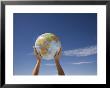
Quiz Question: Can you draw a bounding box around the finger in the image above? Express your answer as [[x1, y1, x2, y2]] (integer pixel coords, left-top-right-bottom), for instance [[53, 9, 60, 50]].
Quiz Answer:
[[34, 48, 38, 55], [35, 49, 38, 55], [35, 50, 41, 57], [33, 46, 38, 54], [60, 48, 62, 52], [54, 51, 57, 57], [54, 48, 61, 57], [58, 48, 62, 55]]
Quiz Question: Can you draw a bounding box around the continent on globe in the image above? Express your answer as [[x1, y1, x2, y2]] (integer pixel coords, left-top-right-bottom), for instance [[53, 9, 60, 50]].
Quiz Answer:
[[35, 33, 61, 60]]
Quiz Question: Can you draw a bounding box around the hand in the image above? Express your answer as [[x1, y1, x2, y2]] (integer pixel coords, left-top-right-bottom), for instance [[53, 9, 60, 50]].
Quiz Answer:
[[33, 46, 42, 61], [54, 48, 62, 62]]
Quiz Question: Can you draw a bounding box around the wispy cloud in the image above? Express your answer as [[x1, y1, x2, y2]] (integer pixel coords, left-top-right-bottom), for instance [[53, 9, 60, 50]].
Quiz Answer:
[[27, 45, 97, 57], [63, 45, 97, 57], [45, 64, 55, 66], [71, 61, 95, 65]]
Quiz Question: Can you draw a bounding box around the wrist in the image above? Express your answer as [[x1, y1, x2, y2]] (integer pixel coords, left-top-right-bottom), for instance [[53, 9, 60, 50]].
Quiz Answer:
[[55, 59, 59, 63], [37, 59, 41, 62]]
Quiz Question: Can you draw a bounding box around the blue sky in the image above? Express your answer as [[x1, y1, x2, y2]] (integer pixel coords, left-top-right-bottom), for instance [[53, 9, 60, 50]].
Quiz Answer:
[[13, 13, 97, 75]]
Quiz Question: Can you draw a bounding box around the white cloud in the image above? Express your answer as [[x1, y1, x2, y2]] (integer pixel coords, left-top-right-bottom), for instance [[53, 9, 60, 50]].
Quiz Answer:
[[45, 64, 55, 66], [71, 61, 95, 65], [63, 45, 97, 57]]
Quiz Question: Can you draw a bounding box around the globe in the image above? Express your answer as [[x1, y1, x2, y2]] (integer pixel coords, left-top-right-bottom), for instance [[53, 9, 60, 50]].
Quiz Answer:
[[35, 33, 61, 60]]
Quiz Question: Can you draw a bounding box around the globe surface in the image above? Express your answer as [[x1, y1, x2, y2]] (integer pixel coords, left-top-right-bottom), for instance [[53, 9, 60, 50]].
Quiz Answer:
[[35, 33, 61, 60]]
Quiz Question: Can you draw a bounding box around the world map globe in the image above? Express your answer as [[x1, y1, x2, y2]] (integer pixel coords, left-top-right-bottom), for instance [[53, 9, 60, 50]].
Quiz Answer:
[[35, 33, 61, 60]]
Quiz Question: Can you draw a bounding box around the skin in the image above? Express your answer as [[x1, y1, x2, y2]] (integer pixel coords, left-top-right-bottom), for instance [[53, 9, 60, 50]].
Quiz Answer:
[[32, 46, 42, 75], [32, 47, 65, 75], [54, 48, 65, 75]]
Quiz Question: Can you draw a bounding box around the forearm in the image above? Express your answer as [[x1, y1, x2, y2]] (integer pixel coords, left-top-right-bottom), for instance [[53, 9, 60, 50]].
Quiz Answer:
[[55, 60, 65, 75], [32, 60, 41, 75]]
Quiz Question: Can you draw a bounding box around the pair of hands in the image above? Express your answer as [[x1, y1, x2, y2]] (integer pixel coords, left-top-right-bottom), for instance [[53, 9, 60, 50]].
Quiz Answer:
[[32, 46, 65, 75], [33, 46, 62, 62]]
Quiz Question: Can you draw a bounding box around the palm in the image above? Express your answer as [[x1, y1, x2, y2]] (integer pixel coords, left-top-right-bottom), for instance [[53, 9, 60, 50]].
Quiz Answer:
[[54, 48, 62, 61], [33, 46, 42, 61]]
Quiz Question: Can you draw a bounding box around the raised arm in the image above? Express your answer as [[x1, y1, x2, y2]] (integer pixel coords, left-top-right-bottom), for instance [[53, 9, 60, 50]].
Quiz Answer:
[[54, 48, 65, 75], [32, 47, 42, 75]]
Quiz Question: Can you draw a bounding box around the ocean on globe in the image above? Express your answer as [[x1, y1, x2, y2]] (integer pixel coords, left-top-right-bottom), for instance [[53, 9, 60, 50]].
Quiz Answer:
[[35, 33, 61, 60]]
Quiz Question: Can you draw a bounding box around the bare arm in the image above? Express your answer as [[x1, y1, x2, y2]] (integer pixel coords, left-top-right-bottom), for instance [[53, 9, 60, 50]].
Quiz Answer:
[[54, 48, 65, 75], [32, 47, 42, 75], [55, 60, 65, 75], [32, 60, 41, 75]]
